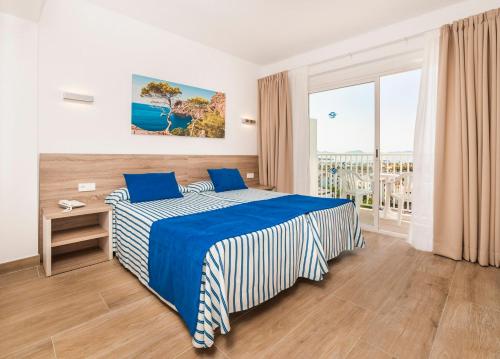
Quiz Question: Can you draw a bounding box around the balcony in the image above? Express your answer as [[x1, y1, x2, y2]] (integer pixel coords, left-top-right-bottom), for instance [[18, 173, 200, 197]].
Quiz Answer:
[[315, 152, 413, 235]]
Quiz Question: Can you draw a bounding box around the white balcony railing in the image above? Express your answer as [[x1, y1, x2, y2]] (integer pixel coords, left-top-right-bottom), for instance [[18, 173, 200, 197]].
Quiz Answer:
[[317, 152, 413, 213]]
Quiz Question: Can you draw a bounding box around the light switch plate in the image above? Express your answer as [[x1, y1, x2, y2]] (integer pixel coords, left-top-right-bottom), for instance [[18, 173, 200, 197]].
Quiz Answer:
[[246, 172, 255, 179], [78, 182, 96, 192]]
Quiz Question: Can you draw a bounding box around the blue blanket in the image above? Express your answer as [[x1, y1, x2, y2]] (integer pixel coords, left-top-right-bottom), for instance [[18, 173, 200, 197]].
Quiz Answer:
[[148, 194, 351, 336]]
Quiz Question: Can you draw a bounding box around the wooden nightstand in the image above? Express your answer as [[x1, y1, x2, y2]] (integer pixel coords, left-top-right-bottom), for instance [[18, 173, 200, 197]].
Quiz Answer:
[[251, 184, 276, 191], [42, 202, 112, 276]]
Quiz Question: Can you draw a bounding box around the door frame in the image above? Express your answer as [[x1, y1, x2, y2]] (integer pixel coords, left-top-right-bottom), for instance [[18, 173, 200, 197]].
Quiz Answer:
[[308, 64, 421, 236]]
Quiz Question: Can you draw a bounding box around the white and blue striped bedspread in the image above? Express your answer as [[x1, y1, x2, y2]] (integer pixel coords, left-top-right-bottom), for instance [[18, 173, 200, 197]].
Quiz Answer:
[[105, 190, 334, 348], [201, 189, 365, 260]]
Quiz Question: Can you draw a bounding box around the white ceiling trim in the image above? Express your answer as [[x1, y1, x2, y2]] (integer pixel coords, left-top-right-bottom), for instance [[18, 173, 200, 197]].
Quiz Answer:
[[260, 0, 500, 76], [308, 34, 426, 78], [309, 51, 424, 93]]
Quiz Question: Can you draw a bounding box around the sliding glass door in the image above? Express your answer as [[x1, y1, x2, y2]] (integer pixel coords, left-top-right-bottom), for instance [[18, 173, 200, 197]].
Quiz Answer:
[[379, 69, 420, 235], [309, 68, 421, 236], [309, 81, 378, 229]]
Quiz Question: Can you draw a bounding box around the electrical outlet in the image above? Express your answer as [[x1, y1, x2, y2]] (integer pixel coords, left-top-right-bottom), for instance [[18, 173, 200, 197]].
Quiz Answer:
[[246, 172, 255, 179], [78, 182, 96, 192]]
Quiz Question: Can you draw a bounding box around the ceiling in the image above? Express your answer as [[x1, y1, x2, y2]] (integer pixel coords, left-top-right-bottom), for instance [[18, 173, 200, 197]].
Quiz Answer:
[[0, 0, 45, 21], [87, 0, 462, 64], [0, 0, 464, 63]]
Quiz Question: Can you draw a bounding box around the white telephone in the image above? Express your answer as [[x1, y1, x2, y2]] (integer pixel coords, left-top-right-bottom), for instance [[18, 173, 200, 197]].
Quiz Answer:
[[58, 200, 86, 212]]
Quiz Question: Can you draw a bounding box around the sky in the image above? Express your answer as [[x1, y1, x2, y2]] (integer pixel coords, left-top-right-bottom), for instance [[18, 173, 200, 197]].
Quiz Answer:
[[309, 69, 421, 153], [132, 74, 217, 105]]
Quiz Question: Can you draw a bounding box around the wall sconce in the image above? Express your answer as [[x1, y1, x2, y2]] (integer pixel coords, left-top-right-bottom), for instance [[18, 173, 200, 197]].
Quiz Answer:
[[241, 117, 256, 125], [62, 92, 94, 103]]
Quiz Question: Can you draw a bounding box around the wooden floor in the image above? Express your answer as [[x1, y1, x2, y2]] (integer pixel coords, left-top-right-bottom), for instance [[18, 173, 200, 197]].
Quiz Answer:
[[1, 232, 499, 358]]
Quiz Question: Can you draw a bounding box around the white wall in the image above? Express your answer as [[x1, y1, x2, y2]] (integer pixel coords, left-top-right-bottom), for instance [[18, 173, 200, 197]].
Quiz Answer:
[[0, 12, 38, 263], [38, 0, 259, 155], [0, 0, 46, 22], [0, 0, 260, 264]]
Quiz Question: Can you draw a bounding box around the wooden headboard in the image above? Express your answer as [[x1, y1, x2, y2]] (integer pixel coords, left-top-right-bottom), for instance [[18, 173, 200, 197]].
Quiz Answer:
[[38, 153, 259, 254]]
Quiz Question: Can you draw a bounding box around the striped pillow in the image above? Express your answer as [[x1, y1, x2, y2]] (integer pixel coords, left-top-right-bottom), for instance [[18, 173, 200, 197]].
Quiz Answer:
[[187, 180, 215, 193], [106, 185, 190, 205], [178, 184, 190, 194], [105, 188, 130, 206]]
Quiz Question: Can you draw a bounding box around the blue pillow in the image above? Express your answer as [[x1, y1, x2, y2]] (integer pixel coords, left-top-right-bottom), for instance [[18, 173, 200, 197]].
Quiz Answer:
[[123, 172, 183, 203], [208, 168, 248, 192]]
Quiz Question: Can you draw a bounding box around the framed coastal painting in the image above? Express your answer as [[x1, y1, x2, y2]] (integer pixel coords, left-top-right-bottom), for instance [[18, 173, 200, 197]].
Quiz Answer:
[[131, 74, 225, 138]]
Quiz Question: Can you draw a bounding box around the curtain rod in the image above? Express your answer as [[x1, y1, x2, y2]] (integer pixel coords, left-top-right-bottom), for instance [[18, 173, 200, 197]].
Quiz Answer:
[[308, 29, 433, 70]]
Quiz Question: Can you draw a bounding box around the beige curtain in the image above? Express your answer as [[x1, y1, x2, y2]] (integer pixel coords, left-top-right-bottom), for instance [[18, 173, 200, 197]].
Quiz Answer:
[[258, 72, 293, 192], [434, 9, 500, 267]]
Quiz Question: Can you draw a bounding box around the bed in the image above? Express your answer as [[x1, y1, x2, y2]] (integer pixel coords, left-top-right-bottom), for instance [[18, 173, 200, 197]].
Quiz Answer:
[[195, 186, 365, 261], [105, 186, 364, 348]]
